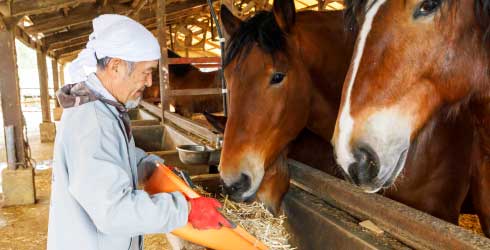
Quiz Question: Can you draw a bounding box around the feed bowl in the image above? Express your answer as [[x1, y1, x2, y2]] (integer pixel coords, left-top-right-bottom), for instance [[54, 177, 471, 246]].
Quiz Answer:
[[176, 145, 211, 165]]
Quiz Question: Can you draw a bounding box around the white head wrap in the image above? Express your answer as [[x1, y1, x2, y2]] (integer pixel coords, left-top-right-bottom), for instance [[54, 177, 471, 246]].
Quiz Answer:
[[68, 14, 160, 83]]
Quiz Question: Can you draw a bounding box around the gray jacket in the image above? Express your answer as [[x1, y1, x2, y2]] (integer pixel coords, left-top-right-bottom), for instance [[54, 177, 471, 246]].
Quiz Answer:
[[47, 79, 188, 250]]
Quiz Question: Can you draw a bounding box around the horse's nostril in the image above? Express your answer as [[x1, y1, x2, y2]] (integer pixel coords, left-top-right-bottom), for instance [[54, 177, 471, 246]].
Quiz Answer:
[[222, 173, 251, 198], [348, 144, 380, 185]]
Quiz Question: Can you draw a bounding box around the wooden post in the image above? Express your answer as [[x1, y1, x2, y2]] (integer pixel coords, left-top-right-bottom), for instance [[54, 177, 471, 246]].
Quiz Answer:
[[37, 49, 51, 122], [157, 0, 169, 121], [0, 26, 25, 168], [52, 59, 64, 120], [318, 0, 325, 10], [60, 63, 65, 86], [169, 25, 174, 50], [37, 49, 56, 142], [0, 25, 36, 206], [52, 58, 60, 107]]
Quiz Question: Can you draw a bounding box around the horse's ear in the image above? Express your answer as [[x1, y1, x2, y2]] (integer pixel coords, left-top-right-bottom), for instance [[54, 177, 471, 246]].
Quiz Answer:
[[272, 0, 296, 33], [220, 5, 242, 38]]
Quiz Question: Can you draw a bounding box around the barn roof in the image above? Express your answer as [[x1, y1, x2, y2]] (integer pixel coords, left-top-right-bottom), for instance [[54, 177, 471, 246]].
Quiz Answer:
[[0, 0, 344, 63]]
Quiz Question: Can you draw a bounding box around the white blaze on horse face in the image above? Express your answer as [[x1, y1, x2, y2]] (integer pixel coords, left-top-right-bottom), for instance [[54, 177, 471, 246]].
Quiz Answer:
[[334, 0, 388, 173], [361, 108, 411, 183]]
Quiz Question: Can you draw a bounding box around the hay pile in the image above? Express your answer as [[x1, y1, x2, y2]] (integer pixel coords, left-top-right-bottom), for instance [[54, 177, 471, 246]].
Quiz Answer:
[[195, 186, 296, 250]]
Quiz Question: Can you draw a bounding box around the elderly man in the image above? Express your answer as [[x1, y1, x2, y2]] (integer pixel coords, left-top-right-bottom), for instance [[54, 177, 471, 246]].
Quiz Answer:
[[47, 14, 230, 250]]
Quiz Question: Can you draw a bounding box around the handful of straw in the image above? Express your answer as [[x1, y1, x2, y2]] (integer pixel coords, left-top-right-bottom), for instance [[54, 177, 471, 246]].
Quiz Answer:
[[194, 186, 296, 250]]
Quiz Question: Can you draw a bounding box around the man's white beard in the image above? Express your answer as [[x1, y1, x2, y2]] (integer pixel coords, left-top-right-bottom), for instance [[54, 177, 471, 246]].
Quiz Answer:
[[125, 96, 142, 109]]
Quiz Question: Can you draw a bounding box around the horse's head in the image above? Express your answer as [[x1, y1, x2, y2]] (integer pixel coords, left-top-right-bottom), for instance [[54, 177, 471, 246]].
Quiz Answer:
[[218, 0, 312, 214], [332, 0, 490, 192]]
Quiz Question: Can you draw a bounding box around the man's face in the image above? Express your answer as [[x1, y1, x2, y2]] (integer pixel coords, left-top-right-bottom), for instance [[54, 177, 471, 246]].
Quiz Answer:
[[109, 59, 158, 108]]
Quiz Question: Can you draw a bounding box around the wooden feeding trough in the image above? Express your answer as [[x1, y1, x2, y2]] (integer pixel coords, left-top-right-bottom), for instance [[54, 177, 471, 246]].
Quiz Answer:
[[129, 101, 221, 176]]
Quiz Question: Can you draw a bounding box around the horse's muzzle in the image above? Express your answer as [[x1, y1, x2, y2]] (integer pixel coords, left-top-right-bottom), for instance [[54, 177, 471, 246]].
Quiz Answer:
[[222, 173, 252, 201], [347, 144, 380, 187]]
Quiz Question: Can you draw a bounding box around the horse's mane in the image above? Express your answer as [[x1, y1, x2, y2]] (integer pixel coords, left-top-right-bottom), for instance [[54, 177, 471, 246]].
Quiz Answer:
[[343, 0, 367, 34], [475, 0, 490, 45], [168, 49, 196, 77], [223, 11, 286, 67], [344, 0, 490, 49]]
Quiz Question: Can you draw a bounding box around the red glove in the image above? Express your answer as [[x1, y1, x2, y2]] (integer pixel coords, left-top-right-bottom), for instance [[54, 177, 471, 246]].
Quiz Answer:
[[188, 197, 233, 230]]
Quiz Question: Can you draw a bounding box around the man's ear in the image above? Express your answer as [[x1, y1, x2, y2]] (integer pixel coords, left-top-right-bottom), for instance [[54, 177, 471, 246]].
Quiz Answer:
[[107, 58, 122, 73]]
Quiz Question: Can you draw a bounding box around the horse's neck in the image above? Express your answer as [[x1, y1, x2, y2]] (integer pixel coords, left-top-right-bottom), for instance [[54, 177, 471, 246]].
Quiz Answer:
[[457, 40, 490, 153], [295, 12, 354, 141], [306, 90, 339, 141]]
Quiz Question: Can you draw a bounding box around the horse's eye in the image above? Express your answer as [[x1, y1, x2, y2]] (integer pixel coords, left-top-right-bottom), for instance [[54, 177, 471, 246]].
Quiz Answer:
[[270, 72, 286, 85], [414, 0, 442, 18]]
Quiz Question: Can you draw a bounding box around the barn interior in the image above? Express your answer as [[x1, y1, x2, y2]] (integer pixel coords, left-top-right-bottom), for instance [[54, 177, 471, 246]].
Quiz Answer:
[[0, 0, 488, 249]]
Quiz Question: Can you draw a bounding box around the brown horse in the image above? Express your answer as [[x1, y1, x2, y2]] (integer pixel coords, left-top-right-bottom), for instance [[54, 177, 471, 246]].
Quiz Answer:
[[143, 50, 223, 118], [218, 0, 475, 227], [331, 0, 490, 236], [217, 1, 353, 214]]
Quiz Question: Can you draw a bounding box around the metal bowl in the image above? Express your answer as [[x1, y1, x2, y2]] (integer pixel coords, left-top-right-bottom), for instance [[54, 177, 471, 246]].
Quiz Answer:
[[176, 145, 211, 165]]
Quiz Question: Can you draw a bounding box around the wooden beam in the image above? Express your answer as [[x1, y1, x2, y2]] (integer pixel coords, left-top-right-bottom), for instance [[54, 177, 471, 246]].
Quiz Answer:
[[62, 7, 69, 17], [131, 0, 143, 8], [168, 57, 220, 64], [43, 26, 92, 47], [41, 0, 211, 49], [157, 0, 169, 119], [2, 15, 22, 29], [129, 0, 147, 18], [167, 88, 221, 96], [48, 36, 88, 50], [166, 7, 207, 25], [52, 59, 60, 107], [14, 26, 40, 50], [27, 0, 205, 35], [1, 0, 94, 17], [97, 0, 109, 7], [49, 23, 159, 55], [166, 0, 208, 13], [54, 43, 86, 58], [37, 49, 51, 122], [0, 27, 26, 167], [59, 53, 80, 64], [0, 1, 12, 17], [26, 3, 132, 34]]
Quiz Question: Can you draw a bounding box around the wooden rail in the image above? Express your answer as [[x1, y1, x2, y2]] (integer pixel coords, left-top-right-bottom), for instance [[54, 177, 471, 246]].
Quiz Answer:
[[167, 88, 222, 96], [164, 111, 220, 145], [140, 100, 163, 119], [168, 57, 220, 65], [288, 160, 490, 250], [139, 100, 222, 147]]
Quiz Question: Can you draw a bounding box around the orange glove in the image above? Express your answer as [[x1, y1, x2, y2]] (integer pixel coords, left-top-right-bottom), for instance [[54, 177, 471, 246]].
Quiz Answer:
[[188, 197, 233, 230]]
